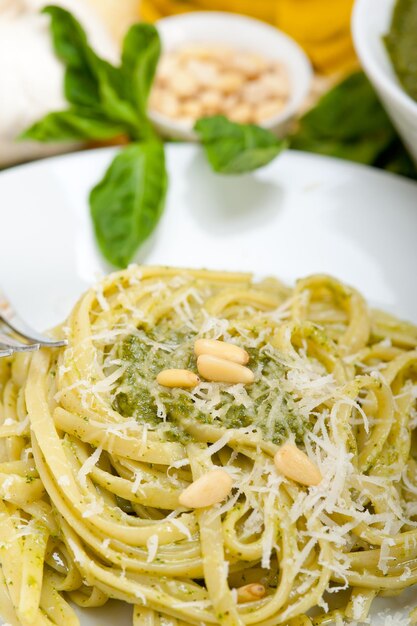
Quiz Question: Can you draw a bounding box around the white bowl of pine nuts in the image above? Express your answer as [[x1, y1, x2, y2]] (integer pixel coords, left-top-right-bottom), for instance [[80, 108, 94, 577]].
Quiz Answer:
[[149, 12, 313, 140]]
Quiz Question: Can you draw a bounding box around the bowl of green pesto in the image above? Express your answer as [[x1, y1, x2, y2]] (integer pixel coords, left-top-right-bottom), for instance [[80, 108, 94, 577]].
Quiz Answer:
[[352, 0, 417, 165]]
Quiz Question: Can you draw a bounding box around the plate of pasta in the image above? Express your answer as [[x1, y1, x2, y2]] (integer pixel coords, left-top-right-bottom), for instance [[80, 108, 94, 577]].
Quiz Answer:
[[0, 145, 417, 626]]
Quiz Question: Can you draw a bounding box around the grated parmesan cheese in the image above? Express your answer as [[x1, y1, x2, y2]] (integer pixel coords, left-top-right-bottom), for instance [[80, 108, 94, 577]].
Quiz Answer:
[[169, 517, 192, 540], [77, 446, 102, 488], [82, 498, 104, 518], [146, 534, 159, 563], [57, 475, 70, 487], [67, 538, 85, 566]]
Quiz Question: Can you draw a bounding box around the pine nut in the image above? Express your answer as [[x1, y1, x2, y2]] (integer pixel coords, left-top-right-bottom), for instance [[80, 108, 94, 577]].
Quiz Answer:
[[233, 52, 267, 78], [179, 469, 233, 508], [150, 90, 180, 118], [197, 354, 254, 384], [236, 583, 266, 603], [156, 369, 199, 388], [258, 72, 290, 98], [180, 100, 203, 120], [216, 72, 244, 94], [242, 80, 270, 104], [157, 54, 181, 83], [186, 60, 219, 87], [229, 103, 253, 124], [200, 90, 222, 109], [274, 443, 322, 487], [254, 99, 286, 124], [170, 70, 198, 98], [194, 338, 249, 365], [222, 95, 239, 112], [151, 44, 290, 125]]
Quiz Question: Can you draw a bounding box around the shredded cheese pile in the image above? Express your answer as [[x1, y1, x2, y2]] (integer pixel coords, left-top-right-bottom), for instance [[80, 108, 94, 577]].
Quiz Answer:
[[0, 265, 416, 626]]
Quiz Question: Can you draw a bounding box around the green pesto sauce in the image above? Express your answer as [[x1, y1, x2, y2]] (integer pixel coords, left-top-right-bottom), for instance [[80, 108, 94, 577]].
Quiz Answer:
[[385, 0, 417, 101], [112, 328, 310, 445]]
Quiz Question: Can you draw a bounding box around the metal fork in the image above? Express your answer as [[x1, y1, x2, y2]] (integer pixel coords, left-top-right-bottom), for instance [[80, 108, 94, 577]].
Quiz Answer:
[[0, 288, 67, 357]]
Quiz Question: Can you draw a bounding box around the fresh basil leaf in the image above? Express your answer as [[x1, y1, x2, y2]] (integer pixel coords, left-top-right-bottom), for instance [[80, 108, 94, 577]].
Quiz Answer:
[[20, 109, 125, 142], [90, 142, 168, 268], [94, 58, 142, 132], [43, 6, 139, 135], [64, 67, 100, 107], [376, 138, 417, 179], [43, 5, 100, 107], [290, 70, 417, 177], [296, 72, 393, 142], [95, 25, 161, 137], [291, 129, 393, 165], [43, 5, 89, 67], [121, 24, 161, 122], [43, 6, 160, 139], [195, 116, 286, 174]]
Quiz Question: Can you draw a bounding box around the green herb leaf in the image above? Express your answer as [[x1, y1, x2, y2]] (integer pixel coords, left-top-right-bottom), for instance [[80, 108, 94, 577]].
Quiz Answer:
[[293, 72, 393, 142], [92, 23, 161, 138], [291, 71, 417, 177], [121, 23, 161, 125], [42, 5, 101, 108], [46, 4, 139, 131], [93, 59, 142, 132], [195, 116, 286, 174], [376, 137, 417, 179], [24, 5, 137, 139], [43, 5, 89, 66], [64, 67, 100, 107], [20, 109, 125, 142], [90, 142, 168, 268], [40, 6, 161, 139], [290, 131, 392, 165]]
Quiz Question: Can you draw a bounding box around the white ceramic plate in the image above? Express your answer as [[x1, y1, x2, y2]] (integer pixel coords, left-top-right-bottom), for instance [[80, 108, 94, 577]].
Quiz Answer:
[[1, 145, 417, 625]]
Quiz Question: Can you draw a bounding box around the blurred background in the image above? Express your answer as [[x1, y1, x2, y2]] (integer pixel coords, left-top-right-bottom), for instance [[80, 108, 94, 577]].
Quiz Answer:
[[1, 0, 416, 178]]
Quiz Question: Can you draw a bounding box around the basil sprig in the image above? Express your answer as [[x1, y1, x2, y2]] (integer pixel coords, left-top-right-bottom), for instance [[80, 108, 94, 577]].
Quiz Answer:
[[194, 116, 287, 174], [90, 143, 167, 268], [20, 7, 417, 267], [21, 6, 287, 267], [22, 6, 159, 142], [290, 72, 417, 178], [22, 6, 165, 268]]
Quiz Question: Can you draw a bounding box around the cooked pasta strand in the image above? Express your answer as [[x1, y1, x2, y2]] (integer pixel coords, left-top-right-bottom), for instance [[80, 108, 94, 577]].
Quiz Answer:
[[0, 266, 415, 626]]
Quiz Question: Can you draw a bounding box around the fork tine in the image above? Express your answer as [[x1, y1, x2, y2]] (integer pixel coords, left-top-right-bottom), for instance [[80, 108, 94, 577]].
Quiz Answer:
[[0, 289, 67, 349], [1, 319, 67, 348], [0, 336, 40, 353]]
